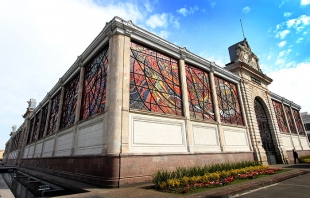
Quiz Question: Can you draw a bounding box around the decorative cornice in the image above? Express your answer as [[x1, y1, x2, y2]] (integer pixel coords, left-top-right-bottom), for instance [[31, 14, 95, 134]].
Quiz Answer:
[[270, 91, 301, 110]]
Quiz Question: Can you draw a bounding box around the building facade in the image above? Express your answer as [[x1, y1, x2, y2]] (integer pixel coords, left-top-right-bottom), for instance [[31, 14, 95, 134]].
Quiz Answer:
[[3, 17, 310, 187]]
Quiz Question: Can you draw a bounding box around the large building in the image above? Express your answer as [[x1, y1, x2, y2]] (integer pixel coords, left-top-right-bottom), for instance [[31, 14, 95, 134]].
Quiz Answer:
[[3, 17, 310, 187]]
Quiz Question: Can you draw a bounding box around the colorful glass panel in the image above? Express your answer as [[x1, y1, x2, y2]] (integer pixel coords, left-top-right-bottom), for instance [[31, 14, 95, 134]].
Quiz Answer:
[[272, 100, 288, 133], [292, 109, 305, 135], [31, 113, 40, 143], [214, 76, 243, 125], [284, 105, 297, 134], [60, 74, 80, 129], [81, 46, 109, 120], [185, 64, 215, 121], [38, 105, 48, 140], [26, 119, 34, 144], [130, 42, 182, 116], [47, 92, 61, 135]]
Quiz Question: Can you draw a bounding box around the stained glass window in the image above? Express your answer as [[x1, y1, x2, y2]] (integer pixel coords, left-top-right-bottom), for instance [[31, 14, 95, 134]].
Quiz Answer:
[[272, 100, 288, 133], [292, 109, 305, 135], [31, 113, 40, 143], [26, 118, 34, 144], [38, 105, 48, 140], [60, 74, 80, 129], [130, 42, 182, 116], [185, 64, 215, 121], [47, 92, 61, 135], [214, 76, 243, 125], [284, 105, 297, 134], [81, 46, 109, 120]]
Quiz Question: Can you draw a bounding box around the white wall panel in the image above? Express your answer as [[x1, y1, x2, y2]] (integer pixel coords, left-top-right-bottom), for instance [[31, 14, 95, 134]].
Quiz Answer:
[[28, 145, 35, 158], [55, 130, 73, 156], [23, 146, 29, 158], [129, 113, 187, 153], [223, 126, 250, 151], [42, 136, 55, 157], [292, 135, 302, 150], [300, 136, 310, 150], [34, 141, 43, 158], [190, 122, 221, 152], [75, 120, 103, 156], [281, 134, 293, 149]]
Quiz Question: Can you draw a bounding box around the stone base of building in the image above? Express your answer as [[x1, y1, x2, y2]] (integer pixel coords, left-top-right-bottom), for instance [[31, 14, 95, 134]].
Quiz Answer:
[[19, 152, 254, 187]]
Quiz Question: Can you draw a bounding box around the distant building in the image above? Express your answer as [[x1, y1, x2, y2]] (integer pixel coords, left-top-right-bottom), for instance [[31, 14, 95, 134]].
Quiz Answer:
[[3, 17, 310, 187], [301, 112, 310, 140]]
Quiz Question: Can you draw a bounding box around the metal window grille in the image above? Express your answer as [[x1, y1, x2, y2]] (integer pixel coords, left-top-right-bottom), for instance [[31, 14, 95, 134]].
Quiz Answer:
[[130, 42, 182, 116], [47, 92, 61, 135], [60, 74, 80, 129], [38, 105, 48, 140], [185, 64, 215, 121], [284, 105, 297, 134], [214, 76, 243, 125], [26, 119, 34, 144], [271, 100, 289, 133], [292, 109, 305, 135], [80, 46, 109, 120], [31, 113, 40, 143]]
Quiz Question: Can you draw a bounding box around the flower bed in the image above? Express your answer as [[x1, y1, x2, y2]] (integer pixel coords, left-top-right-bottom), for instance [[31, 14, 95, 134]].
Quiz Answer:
[[152, 162, 282, 194]]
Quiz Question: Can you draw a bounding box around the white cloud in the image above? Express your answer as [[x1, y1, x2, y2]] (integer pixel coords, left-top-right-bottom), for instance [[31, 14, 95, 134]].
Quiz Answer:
[[0, 0, 156, 149], [210, 2, 216, 8], [158, 30, 170, 39], [297, 37, 304, 43], [278, 41, 287, 47], [279, 51, 285, 57], [146, 13, 168, 28], [177, 8, 188, 16], [275, 29, 290, 39], [242, 6, 251, 14], [286, 15, 310, 32], [198, 51, 229, 67], [268, 61, 310, 111], [177, 6, 199, 17], [144, 0, 154, 13], [284, 12, 292, 17], [301, 0, 310, 6], [146, 13, 179, 29]]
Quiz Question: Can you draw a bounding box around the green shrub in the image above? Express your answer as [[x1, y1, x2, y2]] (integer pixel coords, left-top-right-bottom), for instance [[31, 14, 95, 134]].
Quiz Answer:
[[152, 161, 261, 189]]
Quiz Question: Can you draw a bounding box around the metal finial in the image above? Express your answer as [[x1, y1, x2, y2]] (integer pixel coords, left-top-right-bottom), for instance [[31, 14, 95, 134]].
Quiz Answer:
[[240, 19, 246, 39]]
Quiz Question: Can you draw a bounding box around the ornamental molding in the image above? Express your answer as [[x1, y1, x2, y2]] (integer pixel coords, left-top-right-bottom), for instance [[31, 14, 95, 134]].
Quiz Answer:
[[270, 91, 301, 110]]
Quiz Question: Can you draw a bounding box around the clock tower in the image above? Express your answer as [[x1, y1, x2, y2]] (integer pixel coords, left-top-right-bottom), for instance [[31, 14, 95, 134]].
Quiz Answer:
[[225, 39, 288, 164]]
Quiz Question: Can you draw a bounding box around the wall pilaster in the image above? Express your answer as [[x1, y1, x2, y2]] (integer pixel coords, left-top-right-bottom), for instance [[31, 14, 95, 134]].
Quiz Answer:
[[179, 57, 192, 152], [209, 68, 226, 151], [106, 34, 130, 155]]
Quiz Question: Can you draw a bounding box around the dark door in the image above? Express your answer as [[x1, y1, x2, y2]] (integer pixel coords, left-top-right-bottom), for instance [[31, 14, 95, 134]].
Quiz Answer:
[[254, 99, 277, 164]]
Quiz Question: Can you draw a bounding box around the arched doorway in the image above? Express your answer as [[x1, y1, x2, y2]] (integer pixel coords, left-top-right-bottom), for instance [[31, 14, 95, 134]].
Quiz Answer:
[[254, 99, 277, 164]]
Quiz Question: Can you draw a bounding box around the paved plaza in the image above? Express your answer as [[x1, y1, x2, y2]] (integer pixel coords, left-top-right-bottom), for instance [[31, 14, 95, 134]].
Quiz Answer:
[[0, 164, 309, 198]]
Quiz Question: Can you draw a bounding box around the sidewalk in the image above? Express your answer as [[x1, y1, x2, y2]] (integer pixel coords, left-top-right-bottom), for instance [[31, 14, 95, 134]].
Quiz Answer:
[[1, 164, 310, 198]]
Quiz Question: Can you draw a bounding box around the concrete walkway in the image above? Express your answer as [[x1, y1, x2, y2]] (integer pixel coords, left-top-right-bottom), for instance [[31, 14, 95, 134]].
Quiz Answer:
[[1, 164, 310, 198]]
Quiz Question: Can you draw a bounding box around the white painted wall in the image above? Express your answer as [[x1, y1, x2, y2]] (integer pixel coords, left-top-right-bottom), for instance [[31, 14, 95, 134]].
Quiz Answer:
[[292, 135, 302, 150], [34, 141, 43, 158], [191, 122, 220, 152], [129, 113, 187, 153], [55, 130, 73, 156], [42, 136, 55, 157], [222, 126, 250, 151], [74, 115, 104, 156], [281, 133, 293, 149]]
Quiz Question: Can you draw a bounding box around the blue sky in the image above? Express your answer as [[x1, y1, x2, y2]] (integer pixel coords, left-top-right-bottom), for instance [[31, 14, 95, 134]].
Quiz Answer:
[[0, 0, 309, 149]]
